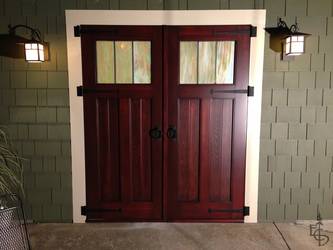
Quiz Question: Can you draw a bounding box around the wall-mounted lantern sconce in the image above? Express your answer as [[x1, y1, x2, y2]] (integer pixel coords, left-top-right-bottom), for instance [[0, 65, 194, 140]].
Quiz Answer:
[[0, 25, 49, 63], [265, 18, 310, 60]]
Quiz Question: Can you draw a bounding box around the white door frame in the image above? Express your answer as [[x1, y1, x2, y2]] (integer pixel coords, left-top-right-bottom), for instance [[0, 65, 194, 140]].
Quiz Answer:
[[65, 10, 266, 223]]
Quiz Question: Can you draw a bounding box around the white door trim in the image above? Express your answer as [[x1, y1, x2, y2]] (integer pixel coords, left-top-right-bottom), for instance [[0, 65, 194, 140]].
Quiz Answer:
[[65, 10, 266, 223]]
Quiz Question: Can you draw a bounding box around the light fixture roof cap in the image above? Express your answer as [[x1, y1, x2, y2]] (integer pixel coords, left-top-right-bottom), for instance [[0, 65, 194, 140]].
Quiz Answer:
[[264, 26, 310, 37], [0, 34, 31, 44]]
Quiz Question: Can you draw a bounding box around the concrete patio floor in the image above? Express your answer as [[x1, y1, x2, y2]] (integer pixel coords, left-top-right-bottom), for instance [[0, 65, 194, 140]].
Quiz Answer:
[[28, 222, 333, 250]]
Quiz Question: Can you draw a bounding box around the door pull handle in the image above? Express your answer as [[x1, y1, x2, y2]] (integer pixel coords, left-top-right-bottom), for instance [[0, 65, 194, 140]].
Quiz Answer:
[[167, 126, 177, 139], [149, 127, 162, 139]]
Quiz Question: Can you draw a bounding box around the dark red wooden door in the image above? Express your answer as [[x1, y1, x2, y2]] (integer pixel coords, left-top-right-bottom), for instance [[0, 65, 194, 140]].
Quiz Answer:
[[80, 26, 163, 221], [81, 25, 251, 222], [165, 26, 251, 222]]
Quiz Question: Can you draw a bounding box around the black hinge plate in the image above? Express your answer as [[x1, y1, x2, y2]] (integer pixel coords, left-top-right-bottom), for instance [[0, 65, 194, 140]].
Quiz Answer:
[[74, 25, 81, 37], [244, 206, 250, 216], [81, 206, 87, 215], [248, 86, 254, 96], [250, 26, 257, 37], [77, 86, 83, 96]]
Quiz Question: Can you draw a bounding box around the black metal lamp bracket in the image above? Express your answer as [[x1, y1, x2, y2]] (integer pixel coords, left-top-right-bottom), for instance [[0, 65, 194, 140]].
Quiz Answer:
[[8, 24, 43, 43]]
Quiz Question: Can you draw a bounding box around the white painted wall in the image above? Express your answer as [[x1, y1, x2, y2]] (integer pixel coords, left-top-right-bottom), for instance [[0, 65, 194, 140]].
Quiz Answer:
[[66, 10, 266, 223]]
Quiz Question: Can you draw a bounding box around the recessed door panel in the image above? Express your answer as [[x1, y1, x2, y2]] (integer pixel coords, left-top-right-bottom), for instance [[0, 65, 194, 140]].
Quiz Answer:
[[208, 98, 233, 202], [177, 98, 200, 202], [131, 98, 152, 201], [97, 97, 120, 202]]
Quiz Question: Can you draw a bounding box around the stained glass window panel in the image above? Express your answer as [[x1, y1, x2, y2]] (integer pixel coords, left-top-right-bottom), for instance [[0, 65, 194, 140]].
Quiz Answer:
[[115, 41, 133, 84], [216, 41, 235, 84], [96, 41, 115, 84], [198, 42, 216, 84], [133, 42, 151, 84], [180, 42, 198, 84]]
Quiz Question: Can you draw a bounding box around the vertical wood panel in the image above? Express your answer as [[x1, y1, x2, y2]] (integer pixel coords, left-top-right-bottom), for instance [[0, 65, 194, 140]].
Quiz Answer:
[[119, 98, 131, 203], [96, 98, 121, 202], [177, 98, 200, 201], [208, 98, 223, 201], [209, 98, 233, 202], [96, 98, 107, 202], [221, 99, 233, 201], [131, 98, 152, 201], [107, 98, 121, 201], [199, 99, 211, 204]]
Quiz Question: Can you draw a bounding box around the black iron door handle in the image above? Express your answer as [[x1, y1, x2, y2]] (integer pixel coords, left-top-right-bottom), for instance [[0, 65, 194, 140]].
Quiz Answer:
[[149, 127, 162, 139], [167, 126, 177, 139]]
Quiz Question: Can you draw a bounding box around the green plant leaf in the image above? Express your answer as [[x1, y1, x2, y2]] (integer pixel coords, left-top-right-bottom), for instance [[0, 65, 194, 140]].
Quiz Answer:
[[0, 127, 24, 196]]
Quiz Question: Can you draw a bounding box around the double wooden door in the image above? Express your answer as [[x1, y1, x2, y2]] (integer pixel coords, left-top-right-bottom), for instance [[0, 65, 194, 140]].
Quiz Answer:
[[79, 25, 251, 222]]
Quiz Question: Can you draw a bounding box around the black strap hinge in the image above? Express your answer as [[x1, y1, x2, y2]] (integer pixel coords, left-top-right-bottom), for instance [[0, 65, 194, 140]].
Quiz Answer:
[[250, 26, 257, 37], [81, 206, 122, 215], [78, 85, 253, 97], [208, 206, 250, 216], [247, 86, 254, 96], [76, 86, 114, 96], [210, 86, 254, 96], [74, 25, 81, 37]]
